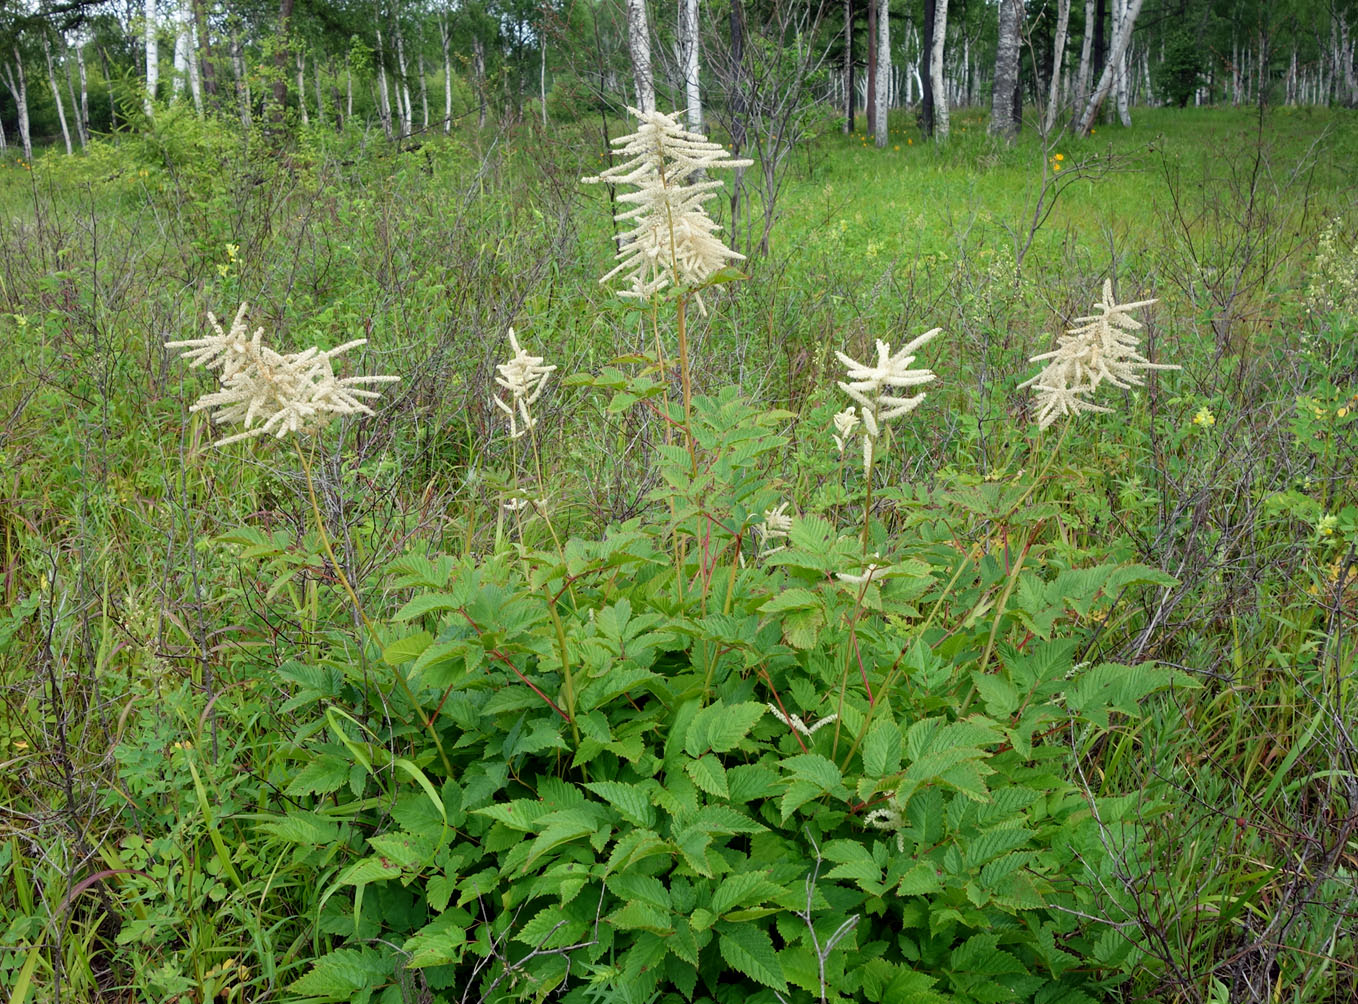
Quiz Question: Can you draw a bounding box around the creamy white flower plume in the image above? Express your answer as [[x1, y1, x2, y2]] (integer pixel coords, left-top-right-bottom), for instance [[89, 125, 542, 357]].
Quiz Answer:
[[832, 407, 860, 454], [864, 801, 907, 852], [766, 703, 839, 737], [836, 328, 941, 471], [492, 328, 556, 440], [1019, 280, 1178, 429], [756, 502, 794, 556], [582, 108, 751, 309], [166, 303, 398, 446], [836, 562, 890, 587]]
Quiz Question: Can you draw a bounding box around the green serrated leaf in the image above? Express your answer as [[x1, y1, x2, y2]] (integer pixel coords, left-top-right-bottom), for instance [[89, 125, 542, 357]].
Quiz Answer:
[[718, 924, 787, 992], [685, 754, 730, 797]]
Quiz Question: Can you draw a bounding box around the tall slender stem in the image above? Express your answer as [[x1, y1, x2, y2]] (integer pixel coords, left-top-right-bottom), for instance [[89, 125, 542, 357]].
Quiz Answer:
[[296, 441, 452, 776]]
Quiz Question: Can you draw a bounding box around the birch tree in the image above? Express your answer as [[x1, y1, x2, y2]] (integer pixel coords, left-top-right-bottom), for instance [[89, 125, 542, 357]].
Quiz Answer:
[[2, 46, 33, 160], [42, 34, 73, 153], [626, 0, 655, 111], [1043, 0, 1071, 132], [874, 0, 889, 146], [144, 0, 158, 115], [929, 0, 949, 137], [988, 0, 1022, 139], [1075, 0, 1144, 132], [679, 0, 702, 132]]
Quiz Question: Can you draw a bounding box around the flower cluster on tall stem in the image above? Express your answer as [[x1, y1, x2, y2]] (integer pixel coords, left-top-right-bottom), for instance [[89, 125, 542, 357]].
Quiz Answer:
[[1019, 279, 1178, 429]]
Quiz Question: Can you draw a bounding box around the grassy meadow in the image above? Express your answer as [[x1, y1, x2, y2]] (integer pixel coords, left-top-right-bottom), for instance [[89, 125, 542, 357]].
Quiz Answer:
[[0, 102, 1356, 1004]]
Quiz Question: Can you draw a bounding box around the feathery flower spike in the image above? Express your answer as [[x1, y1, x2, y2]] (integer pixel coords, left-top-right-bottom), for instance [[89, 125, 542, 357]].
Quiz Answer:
[[166, 303, 398, 446], [1019, 280, 1178, 429], [766, 704, 839, 737], [492, 328, 556, 440], [756, 502, 794, 556], [832, 407, 860, 454], [582, 108, 752, 310], [835, 328, 941, 470]]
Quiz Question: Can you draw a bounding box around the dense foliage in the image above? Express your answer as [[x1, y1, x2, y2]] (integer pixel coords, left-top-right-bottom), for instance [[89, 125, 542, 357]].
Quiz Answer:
[[0, 101, 1355, 1004]]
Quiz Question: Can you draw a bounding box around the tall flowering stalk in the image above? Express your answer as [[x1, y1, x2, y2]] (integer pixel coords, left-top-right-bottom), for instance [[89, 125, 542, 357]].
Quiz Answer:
[[166, 305, 452, 773], [835, 329, 941, 544], [166, 302, 398, 446], [1019, 280, 1178, 429], [582, 108, 751, 460]]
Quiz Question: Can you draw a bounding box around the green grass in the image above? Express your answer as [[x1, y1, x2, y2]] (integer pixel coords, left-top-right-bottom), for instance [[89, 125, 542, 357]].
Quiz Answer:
[[0, 102, 1355, 1004]]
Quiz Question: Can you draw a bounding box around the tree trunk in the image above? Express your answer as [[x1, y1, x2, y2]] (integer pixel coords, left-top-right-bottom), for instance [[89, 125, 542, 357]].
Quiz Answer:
[[843, 0, 854, 132], [4, 50, 33, 160], [145, 0, 158, 116], [230, 27, 251, 129], [62, 39, 88, 147], [920, 0, 935, 133], [680, 0, 702, 132], [295, 51, 309, 124], [867, 0, 877, 132], [188, 24, 204, 114], [474, 36, 487, 126], [376, 25, 394, 138], [1043, 0, 1070, 132], [1075, 0, 1144, 133], [191, 0, 216, 97], [989, 0, 1022, 139], [394, 19, 412, 136], [875, 0, 889, 145], [420, 52, 430, 129], [76, 42, 90, 139], [44, 37, 74, 154], [929, 0, 949, 137], [626, 0, 655, 112], [272, 0, 295, 117], [1112, 0, 1130, 123], [172, 5, 189, 101], [346, 51, 354, 121], [314, 53, 324, 123], [439, 15, 452, 131]]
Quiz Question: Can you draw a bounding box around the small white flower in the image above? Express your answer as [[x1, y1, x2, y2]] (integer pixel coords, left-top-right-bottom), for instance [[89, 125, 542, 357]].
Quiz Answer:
[[756, 502, 794, 555], [836, 562, 890, 587], [832, 407, 860, 454], [864, 801, 906, 852], [492, 328, 556, 440], [766, 703, 839, 737]]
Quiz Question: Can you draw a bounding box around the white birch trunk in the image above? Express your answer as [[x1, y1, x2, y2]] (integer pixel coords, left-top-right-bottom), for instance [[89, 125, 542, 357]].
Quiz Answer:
[[2, 50, 31, 160], [875, 0, 890, 146], [1073, 0, 1094, 114], [1113, 0, 1130, 124], [539, 40, 547, 125], [419, 52, 429, 129], [394, 22, 412, 136], [680, 0, 701, 132], [44, 37, 73, 154], [989, 0, 1022, 138], [172, 4, 188, 100], [474, 36, 486, 126], [626, 0, 655, 113], [295, 51, 308, 124], [1075, 0, 1144, 133], [188, 25, 203, 114], [439, 15, 452, 131], [145, 0, 159, 116], [376, 25, 394, 138], [346, 51, 353, 120], [314, 54, 323, 123], [930, 0, 949, 137], [1044, 0, 1071, 133], [62, 38, 88, 146], [77, 42, 90, 137]]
